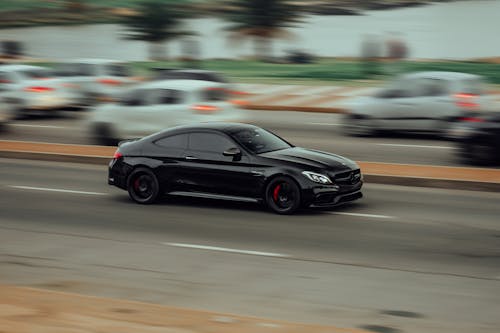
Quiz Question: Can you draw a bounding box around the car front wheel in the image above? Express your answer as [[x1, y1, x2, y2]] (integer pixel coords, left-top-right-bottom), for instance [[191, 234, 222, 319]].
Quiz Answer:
[[127, 168, 160, 204], [265, 176, 301, 215]]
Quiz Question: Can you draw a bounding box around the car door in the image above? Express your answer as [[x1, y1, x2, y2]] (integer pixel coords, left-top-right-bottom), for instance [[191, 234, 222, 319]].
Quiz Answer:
[[376, 77, 421, 130], [146, 133, 189, 191], [118, 88, 157, 137], [413, 78, 455, 131], [179, 131, 256, 198]]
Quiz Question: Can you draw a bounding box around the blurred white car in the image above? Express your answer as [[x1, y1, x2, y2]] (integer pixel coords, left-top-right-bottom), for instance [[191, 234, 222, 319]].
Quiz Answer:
[[0, 64, 73, 118], [343, 71, 490, 136], [51, 59, 138, 106], [88, 79, 247, 145]]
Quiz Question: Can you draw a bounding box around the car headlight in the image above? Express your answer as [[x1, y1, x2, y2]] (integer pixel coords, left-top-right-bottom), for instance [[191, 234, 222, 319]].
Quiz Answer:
[[302, 171, 333, 184]]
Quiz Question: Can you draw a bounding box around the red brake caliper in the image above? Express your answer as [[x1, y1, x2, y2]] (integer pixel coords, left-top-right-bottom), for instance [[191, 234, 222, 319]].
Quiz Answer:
[[134, 178, 141, 191], [273, 184, 281, 202]]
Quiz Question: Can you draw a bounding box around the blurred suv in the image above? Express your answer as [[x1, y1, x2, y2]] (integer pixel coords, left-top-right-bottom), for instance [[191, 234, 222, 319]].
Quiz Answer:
[[51, 59, 138, 106], [88, 79, 247, 145], [0, 64, 72, 119], [344, 71, 490, 136]]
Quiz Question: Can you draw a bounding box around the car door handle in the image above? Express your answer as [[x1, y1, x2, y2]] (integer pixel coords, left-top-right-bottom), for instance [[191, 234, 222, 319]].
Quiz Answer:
[[185, 156, 198, 160]]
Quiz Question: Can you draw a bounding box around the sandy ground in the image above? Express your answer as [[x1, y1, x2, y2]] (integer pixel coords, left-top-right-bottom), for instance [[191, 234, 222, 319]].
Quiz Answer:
[[0, 284, 367, 333]]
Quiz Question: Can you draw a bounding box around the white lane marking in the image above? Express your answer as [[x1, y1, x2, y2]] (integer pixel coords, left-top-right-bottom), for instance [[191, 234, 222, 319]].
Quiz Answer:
[[307, 122, 341, 126], [164, 242, 288, 258], [329, 212, 395, 219], [376, 143, 455, 149], [12, 124, 67, 129], [8, 185, 107, 196]]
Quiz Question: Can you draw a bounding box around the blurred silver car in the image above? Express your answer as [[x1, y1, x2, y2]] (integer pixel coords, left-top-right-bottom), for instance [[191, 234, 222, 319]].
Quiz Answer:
[[344, 71, 489, 136], [51, 59, 138, 106], [0, 64, 72, 118], [88, 79, 247, 145]]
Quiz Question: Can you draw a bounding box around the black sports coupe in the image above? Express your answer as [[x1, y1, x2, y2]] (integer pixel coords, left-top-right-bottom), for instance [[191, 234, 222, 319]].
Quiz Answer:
[[108, 123, 363, 214]]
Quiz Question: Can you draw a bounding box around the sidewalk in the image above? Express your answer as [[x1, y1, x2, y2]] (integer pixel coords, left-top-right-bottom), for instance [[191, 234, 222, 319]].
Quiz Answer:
[[236, 83, 500, 113], [0, 284, 367, 333]]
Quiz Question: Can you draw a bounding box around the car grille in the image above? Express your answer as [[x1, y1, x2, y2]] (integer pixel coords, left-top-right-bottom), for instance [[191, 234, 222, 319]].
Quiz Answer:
[[332, 169, 362, 185]]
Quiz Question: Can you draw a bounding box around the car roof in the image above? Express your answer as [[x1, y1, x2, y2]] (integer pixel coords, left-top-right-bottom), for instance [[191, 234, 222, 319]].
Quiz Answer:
[[147, 122, 259, 139], [402, 71, 482, 80], [58, 59, 125, 65], [134, 79, 227, 91], [0, 64, 47, 71]]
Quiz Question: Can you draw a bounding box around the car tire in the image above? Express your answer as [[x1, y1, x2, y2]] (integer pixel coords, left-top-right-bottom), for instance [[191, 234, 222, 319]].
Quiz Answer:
[[343, 115, 375, 137], [127, 168, 161, 204], [461, 141, 494, 166], [265, 176, 301, 215], [93, 123, 118, 146]]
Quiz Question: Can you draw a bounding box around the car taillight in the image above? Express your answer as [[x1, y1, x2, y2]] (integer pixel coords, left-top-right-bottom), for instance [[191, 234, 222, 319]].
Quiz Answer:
[[454, 93, 479, 109], [98, 78, 121, 85], [113, 150, 123, 159], [229, 90, 250, 96], [192, 104, 219, 113], [24, 86, 54, 92], [458, 116, 484, 123], [229, 99, 249, 106]]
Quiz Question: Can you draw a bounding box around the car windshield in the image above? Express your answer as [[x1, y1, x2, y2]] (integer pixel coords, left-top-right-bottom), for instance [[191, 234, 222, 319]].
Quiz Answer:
[[230, 128, 292, 154]]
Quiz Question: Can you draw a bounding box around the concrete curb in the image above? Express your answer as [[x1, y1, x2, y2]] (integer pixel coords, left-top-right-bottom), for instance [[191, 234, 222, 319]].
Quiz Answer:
[[1, 140, 500, 192]]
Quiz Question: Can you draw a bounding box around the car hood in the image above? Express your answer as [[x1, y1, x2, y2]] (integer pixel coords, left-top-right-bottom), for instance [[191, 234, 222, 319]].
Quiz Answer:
[[260, 147, 358, 172]]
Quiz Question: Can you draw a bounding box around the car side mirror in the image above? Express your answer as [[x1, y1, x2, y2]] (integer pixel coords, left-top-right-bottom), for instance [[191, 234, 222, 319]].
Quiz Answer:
[[223, 147, 242, 161]]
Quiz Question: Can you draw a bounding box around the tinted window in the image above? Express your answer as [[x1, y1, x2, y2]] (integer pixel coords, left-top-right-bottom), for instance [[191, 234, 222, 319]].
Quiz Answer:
[[377, 78, 416, 98], [188, 132, 235, 153], [416, 78, 449, 96], [200, 87, 227, 101], [120, 89, 149, 106], [459, 78, 485, 95], [79, 64, 97, 76], [106, 64, 130, 77], [155, 134, 188, 149], [158, 89, 184, 104], [19, 69, 51, 79], [230, 128, 292, 154]]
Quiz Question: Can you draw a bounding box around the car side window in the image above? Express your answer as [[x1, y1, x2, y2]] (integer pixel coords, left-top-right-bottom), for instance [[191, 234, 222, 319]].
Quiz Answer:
[[159, 89, 184, 104], [155, 134, 189, 149], [200, 87, 227, 102], [188, 132, 235, 153], [416, 78, 449, 97], [378, 78, 415, 98], [121, 89, 148, 106]]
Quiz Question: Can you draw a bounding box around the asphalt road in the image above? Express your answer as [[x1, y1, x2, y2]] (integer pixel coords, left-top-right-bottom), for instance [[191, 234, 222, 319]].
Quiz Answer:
[[1, 158, 499, 333], [0, 110, 469, 167]]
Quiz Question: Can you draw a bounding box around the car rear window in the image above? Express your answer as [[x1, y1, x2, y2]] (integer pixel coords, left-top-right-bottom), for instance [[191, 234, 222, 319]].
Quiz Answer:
[[19, 69, 51, 79], [200, 88, 227, 102], [155, 134, 189, 149], [459, 78, 485, 95], [106, 64, 130, 77]]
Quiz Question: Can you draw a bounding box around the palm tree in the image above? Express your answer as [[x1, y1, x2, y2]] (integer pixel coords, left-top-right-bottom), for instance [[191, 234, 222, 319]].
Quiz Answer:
[[122, 0, 192, 60], [225, 0, 303, 61]]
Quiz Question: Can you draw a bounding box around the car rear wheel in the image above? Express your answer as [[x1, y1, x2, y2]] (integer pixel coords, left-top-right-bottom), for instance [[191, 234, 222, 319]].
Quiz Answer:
[[343, 115, 375, 137], [265, 176, 301, 215], [127, 168, 160, 204], [93, 123, 118, 146]]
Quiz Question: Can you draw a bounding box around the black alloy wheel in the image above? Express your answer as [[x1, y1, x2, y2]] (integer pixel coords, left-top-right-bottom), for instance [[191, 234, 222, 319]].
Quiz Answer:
[[127, 168, 160, 204], [265, 176, 301, 214]]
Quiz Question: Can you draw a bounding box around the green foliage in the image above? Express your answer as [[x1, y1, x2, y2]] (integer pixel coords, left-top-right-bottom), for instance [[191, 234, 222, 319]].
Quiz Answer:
[[225, 0, 302, 37], [121, 0, 191, 43], [224, 0, 303, 59]]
